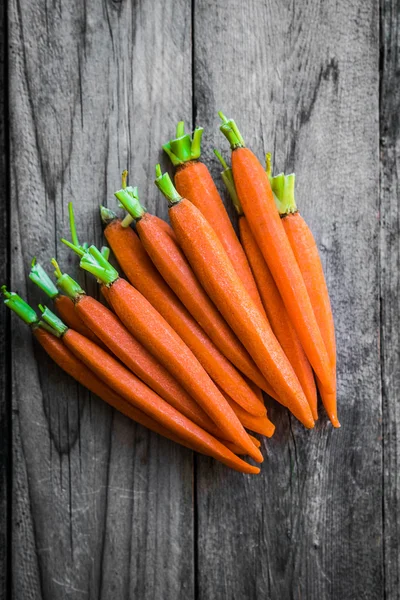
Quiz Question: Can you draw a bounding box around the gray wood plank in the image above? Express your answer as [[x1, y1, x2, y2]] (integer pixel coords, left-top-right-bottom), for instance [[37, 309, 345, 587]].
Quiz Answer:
[[380, 0, 400, 596], [8, 0, 194, 598], [0, 0, 9, 596], [194, 1, 382, 598]]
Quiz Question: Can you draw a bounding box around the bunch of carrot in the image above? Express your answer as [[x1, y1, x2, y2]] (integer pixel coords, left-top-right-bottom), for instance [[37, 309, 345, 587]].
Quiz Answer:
[[4, 113, 338, 475]]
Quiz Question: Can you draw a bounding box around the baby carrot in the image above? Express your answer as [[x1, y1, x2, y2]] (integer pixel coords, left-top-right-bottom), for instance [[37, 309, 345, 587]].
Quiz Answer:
[[115, 186, 267, 415], [155, 166, 314, 429], [163, 122, 266, 316], [216, 154, 318, 420], [51, 262, 226, 438], [219, 113, 334, 394], [29, 258, 104, 346], [100, 205, 271, 411], [219, 389, 275, 438], [61, 243, 263, 462], [38, 304, 261, 472], [272, 173, 338, 427]]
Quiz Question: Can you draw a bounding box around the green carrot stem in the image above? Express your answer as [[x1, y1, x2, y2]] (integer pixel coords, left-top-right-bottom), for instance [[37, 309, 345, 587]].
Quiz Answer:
[[100, 206, 118, 226], [154, 165, 182, 206], [29, 258, 59, 299], [79, 246, 119, 285], [68, 202, 80, 248], [114, 187, 145, 221], [101, 246, 110, 261], [51, 258, 85, 300], [271, 173, 285, 212], [280, 174, 297, 214], [214, 149, 243, 215], [121, 214, 134, 228], [38, 305, 68, 337], [265, 152, 272, 181], [218, 112, 246, 149], [162, 121, 204, 166], [1, 286, 38, 325], [121, 169, 128, 189], [61, 238, 86, 257]]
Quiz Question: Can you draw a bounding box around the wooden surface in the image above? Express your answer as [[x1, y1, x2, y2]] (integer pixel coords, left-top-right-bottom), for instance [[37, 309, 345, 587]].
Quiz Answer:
[[1, 0, 399, 598]]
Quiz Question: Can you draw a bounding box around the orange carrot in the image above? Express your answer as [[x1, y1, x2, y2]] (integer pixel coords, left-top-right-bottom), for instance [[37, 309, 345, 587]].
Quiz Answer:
[[155, 166, 314, 429], [216, 157, 318, 420], [163, 122, 266, 316], [51, 264, 226, 439], [115, 187, 268, 415], [272, 172, 338, 426], [223, 434, 261, 454], [100, 206, 271, 411], [61, 243, 263, 462], [221, 390, 275, 438], [219, 113, 334, 394], [240, 217, 318, 419], [29, 258, 105, 347]]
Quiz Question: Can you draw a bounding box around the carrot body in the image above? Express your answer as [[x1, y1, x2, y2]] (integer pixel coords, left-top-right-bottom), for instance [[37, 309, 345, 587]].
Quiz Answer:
[[104, 277, 263, 462], [175, 161, 266, 316], [239, 217, 318, 420], [168, 198, 314, 428], [282, 212, 338, 426], [152, 214, 178, 244], [72, 294, 224, 437], [62, 328, 260, 473], [33, 327, 192, 445], [54, 295, 104, 347], [104, 219, 270, 412], [231, 147, 333, 393], [223, 392, 275, 438], [136, 211, 267, 413]]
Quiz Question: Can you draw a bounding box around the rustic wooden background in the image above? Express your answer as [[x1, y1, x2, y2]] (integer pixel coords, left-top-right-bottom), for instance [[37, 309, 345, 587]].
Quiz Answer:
[[1, 0, 399, 598]]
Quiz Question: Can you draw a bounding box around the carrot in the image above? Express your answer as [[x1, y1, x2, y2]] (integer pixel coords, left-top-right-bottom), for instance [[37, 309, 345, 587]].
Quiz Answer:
[[51, 261, 227, 439], [272, 172, 338, 427], [216, 153, 318, 420], [219, 113, 334, 394], [220, 389, 275, 438], [29, 257, 104, 346], [114, 186, 268, 415], [100, 206, 272, 412], [163, 121, 266, 316], [61, 243, 263, 462], [38, 304, 261, 472], [3, 289, 259, 472], [154, 166, 314, 429]]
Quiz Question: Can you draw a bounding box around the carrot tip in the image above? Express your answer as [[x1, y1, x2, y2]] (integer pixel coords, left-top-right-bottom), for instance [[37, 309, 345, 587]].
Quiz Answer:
[[330, 416, 341, 428]]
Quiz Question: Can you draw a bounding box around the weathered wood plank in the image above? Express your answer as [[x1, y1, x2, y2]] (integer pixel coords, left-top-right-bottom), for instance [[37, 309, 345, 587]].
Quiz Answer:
[[380, 0, 400, 596], [194, 1, 381, 598], [8, 1, 194, 598], [0, 0, 9, 596]]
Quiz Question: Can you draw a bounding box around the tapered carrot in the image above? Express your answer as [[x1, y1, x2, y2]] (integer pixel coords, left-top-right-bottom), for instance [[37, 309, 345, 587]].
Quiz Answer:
[[221, 390, 275, 438], [272, 172, 338, 426], [29, 257, 104, 346], [163, 122, 266, 316], [154, 166, 314, 429], [219, 113, 334, 394], [224, 434, 261, 454], [3, 290, 259, 472], [61, 243, 263, 462], [100, 206, 272, 411], [50, 261, 226, 438], [115, 186, 268, 414], [216, 153, 318, 420]]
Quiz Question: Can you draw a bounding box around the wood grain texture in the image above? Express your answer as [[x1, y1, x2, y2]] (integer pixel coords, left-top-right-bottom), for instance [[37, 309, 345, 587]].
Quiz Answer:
[[194, 1, 381, 598], [0, 0, 9, 596], [380, 0, 400, 596], [8, 0, 194, 598]]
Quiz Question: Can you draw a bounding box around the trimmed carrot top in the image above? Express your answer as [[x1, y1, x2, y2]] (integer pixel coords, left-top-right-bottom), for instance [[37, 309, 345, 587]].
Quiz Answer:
[[162, 121, 204, 166]]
